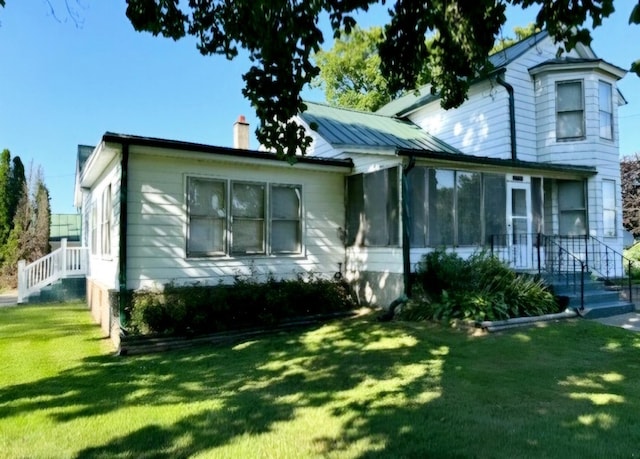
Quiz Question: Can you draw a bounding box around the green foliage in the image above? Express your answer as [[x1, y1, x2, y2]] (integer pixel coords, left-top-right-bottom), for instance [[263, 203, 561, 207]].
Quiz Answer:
[[624, 242, 640, 279], [0, 149, 11, 247], [127, 274, 355, 336], [119, 0, 636, 157], [491, 23, 539, 54], [400, 250, 559, 323], [313, 26, 394, 112]]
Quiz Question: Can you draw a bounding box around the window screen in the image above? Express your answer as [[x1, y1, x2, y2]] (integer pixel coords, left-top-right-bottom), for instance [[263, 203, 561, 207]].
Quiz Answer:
[[457, 172, 481, 245], [429, 169, 454, 246], [483, 173, 506, 245], [558, 180, 586, 235]]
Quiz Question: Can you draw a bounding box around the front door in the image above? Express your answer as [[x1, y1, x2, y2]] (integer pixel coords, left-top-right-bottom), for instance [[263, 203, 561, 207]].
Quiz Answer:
[[506, 179, 532, 269]]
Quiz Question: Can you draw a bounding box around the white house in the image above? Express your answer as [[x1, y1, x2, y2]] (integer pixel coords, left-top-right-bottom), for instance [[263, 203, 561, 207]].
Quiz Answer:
[[17, 31, 629, 346]]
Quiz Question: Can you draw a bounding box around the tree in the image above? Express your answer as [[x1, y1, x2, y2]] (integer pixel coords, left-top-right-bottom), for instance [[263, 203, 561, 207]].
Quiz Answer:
[[0, 149, 10, 246], [8, 156, 25, 233], [33, 177, 51, 259], [621, 154, 640, 237], [491, 23, 540, 54], [312, 26, 395, 112]]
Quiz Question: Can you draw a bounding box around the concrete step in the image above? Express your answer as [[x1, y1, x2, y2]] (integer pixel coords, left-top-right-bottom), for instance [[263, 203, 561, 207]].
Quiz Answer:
[[578, 301, 636, 319], [25, 277, 86, 304]]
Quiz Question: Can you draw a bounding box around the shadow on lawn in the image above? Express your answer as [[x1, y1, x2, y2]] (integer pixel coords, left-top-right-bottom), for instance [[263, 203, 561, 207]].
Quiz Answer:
[[3, 311, 640, 457]]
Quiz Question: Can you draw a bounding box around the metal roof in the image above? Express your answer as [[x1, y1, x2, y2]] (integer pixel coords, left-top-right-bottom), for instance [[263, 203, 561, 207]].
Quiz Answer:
[[300, 101, 462, 154], [376, 30, 550, 117], [50, 214, 81, 241]]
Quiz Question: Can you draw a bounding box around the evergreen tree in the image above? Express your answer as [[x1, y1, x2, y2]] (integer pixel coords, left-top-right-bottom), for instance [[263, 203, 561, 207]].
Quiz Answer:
[[8, 156, 25, 227], [0, 149, 11, 247], [33, 177, 51, 259]]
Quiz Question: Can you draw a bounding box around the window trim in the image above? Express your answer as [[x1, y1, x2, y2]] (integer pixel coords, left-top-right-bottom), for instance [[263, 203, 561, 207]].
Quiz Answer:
[[186, 176, 228, 258], [556, 80, 585, 141]]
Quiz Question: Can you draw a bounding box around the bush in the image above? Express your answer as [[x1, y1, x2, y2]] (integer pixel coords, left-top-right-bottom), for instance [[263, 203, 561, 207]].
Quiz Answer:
[[398, 250, 559, 323], [126, 273, 355, 336], [624, 242, 640, 280]]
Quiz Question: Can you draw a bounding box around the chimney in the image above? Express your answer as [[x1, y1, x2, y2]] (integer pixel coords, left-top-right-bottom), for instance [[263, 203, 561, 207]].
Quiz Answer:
[[233, 115, 250, 150]]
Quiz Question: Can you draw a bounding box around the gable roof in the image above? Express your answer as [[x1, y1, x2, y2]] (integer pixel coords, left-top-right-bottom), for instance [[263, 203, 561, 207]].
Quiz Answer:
[[300, 101, 461, 154], [377, 30, 551, 117]]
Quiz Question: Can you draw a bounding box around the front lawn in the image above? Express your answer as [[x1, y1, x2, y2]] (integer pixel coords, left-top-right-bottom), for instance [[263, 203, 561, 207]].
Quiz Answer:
[[1, 303, 640, 458]]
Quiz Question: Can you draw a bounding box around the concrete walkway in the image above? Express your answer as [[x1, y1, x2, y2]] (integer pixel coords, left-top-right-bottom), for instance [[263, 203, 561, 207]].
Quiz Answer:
[[593, 312, 640, 332], [0, 289, 18, 307]]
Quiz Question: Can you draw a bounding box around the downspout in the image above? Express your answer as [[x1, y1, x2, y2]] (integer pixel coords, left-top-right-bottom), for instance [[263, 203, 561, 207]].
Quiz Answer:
[[380, 155, 415, 321], [118, 143, 129, 330], [496, 73, 517, 161]]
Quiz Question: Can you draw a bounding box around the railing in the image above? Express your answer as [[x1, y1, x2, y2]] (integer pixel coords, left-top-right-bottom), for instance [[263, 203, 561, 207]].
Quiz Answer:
[[537, 235, 633, 303], [540, 235, 586, 310], [17, 238, 88, 303]]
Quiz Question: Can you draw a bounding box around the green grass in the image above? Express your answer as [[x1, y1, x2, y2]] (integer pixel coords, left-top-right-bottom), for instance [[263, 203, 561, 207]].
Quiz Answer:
[[2, 303, 640, 458]]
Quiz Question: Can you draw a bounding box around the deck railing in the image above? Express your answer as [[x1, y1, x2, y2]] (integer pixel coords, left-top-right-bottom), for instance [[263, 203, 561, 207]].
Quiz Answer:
[[17, 238, 88, 303]]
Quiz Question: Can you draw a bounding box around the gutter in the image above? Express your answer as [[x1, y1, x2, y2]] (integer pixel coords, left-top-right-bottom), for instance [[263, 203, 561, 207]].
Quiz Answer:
[[496, 73, 517, 161], [118, 143, 130, 329]]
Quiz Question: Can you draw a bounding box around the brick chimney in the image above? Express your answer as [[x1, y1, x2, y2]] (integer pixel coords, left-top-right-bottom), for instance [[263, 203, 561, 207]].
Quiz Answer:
[[233, 115, 250, 150]]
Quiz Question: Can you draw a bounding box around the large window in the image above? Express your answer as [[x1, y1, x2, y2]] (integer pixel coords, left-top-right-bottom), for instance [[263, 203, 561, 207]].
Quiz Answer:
[[556, 81, 585, 140], [603, 179, 616, 237], [187, 177, 302, 257], [346, 168, 399, 247], [408, 167, 504, 248], [599, 81, 613, 140], [558, 180, 587, 236]]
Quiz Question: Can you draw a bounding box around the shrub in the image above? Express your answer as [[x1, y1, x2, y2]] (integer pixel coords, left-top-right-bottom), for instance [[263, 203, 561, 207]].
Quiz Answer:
[[624, 242, 640, 280], [127, 273, 355, 336], [398, 250, 559, 323]]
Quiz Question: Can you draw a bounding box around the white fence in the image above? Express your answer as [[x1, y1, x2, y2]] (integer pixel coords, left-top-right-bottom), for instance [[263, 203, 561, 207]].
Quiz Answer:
[[17, 239, 88, 303]]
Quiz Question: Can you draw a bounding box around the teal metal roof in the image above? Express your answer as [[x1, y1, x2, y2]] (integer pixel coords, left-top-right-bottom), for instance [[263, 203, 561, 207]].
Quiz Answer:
[[377, 30, 550, 117], [300, 101, 461, 154], [50, 214, 81, 241]]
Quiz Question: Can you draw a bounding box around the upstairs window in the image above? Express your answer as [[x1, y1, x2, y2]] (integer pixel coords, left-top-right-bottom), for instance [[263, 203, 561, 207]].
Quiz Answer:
[[556, 81, 585, 140], [599, 81, 613, 140]]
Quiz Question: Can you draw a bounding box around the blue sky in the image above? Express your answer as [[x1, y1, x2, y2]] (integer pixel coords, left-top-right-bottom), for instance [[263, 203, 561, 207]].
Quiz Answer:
[[1, 1, 639, 214]]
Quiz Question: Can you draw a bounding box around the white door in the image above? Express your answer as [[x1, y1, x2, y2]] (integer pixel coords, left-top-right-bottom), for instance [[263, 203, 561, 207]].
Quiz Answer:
[[506, 180, 532, 269]]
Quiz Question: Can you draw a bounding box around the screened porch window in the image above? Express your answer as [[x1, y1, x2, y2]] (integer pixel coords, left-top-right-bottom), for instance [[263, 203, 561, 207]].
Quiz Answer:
[[556, 81, 585, 140], [408, 168, 504, 248], [346, 168, 399, 247], [558, 180, 587, 236], [603, 179, 616, 237]]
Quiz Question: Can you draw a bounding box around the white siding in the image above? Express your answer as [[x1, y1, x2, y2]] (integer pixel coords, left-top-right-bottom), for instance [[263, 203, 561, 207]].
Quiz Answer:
[[126, 148, 347, 290], [85, 153, 121, 291]]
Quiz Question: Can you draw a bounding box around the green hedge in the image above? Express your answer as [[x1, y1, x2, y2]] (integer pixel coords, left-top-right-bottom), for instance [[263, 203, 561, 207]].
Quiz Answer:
[[126, 275, 355, 336], [397, 251, 560, 323]]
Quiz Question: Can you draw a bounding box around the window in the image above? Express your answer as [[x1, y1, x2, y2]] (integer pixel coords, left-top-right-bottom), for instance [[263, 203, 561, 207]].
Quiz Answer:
[[599, 81, 613, 140], [407, 168, 504, 248], [188, 178, 226, 256], [186, 177, 302, 257], [346, 168, 399, 247], [101, 185, 112, 256], [90, 203, 98, 255], [556, 81, 585, 140], [558, 180, 587, 236], [603, 179, 616, 237], [270, 185, 302, 254], [232, 182, 265, 255]]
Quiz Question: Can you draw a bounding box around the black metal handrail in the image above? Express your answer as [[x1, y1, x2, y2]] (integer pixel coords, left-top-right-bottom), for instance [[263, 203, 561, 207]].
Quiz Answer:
[[584, 235, 633, 303], [539, 234, 586, 310]]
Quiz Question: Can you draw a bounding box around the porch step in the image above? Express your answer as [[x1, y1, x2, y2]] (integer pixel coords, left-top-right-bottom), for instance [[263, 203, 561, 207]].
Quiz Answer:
[[26, 277, 86, 304], [544, 275, 635, 319]]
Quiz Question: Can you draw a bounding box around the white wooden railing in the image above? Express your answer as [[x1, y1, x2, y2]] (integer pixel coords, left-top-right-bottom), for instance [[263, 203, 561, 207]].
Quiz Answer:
[[17, 238, 89, 303]]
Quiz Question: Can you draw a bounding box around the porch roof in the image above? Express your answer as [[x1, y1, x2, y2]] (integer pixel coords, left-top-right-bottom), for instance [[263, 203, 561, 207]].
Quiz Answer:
[[397, 148, 597, 177]]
